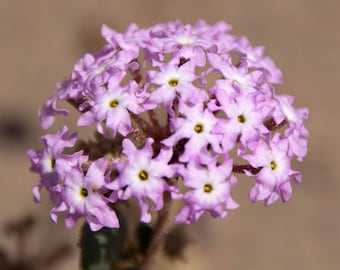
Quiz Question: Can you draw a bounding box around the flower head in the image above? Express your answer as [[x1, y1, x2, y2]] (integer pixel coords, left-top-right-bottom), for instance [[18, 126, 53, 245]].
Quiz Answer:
[[29, 20, 309, 230]]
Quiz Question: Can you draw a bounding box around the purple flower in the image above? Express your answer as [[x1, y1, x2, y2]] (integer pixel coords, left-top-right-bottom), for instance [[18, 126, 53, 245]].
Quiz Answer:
[[235, 36, 283, 84], [52, 158, 119, 231], [208, 52, 264, 94], [151, 22, 213, 51], [242, 134, 301, 205], [107, 138, 177, 223], [211, 91, 269, 152], [147, 60, 208, 108], [173, 45, 207, 68], [27, 126, 85, 203], [39, 80, 74, 129], [273, 95, 308, 126], [272, 95, 309, 161], [162, 102, 222, 162], [175, 156, 238, 223], [101, 23, 148, 54], [29, 20, 309, 230], [285, 124, 309, 161], [77, 72, 143, 136]]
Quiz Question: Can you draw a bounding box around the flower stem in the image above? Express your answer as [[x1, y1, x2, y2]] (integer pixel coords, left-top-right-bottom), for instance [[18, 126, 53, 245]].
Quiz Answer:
[[232, 164, 261, 174], [140, 191, 172, 270], [264, 118, 287, 131]]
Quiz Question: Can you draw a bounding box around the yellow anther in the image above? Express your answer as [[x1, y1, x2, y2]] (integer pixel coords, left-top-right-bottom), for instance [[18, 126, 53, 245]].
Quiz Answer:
[[270, 161, 277, 170], [194, 124, 204, 133], [139, 170, 148, 181], [110, 99, 119, 108], [80, 187, 88, 198], [51, 158, 56, 169], [168, 78, 179, 87], [237, 114, 246, 123], [203, 184, 213, 193]]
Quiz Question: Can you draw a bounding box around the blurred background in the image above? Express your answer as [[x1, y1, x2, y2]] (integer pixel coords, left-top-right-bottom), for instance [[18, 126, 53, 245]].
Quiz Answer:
[[0, 0, 339, 269]]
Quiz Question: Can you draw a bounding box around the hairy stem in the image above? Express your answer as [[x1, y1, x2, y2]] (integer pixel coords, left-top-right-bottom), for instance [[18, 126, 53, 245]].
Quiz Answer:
[[66, 98, 89, 112], [232, 164, 261, 174], [148, 110, 161, 131], [140, 192, 172, 270], [264, 118, 287, 131], [129, 112, 152, 132]]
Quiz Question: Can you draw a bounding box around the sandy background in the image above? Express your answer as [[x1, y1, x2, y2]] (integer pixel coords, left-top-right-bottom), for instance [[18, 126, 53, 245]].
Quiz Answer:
[[0, 0, 339, 269]]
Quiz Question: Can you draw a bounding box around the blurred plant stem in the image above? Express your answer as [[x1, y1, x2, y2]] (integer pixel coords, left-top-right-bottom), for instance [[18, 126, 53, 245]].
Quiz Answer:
[[140, 191, 172, 270]]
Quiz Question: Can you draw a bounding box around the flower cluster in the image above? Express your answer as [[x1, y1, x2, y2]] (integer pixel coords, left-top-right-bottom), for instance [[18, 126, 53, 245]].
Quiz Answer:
[[28, 20, 309, 231]]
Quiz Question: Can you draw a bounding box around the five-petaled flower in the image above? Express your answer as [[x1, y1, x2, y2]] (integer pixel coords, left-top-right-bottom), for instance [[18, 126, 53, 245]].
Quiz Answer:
[[51, 158, 119, 231]]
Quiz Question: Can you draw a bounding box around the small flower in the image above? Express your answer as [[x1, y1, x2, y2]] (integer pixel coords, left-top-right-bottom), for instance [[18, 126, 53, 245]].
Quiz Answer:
[[107, 138, 177, 223], [162, 102, 222, 162], [78, 72, 143, 136], [173, 45, 207, 68], [211, 91, 269, 152], [101, 23, 148, 54], [285, 124, 309, 161], [52, 158, 119, 231], [273, 95, 309, 127], [242, 134, 301, 205], [235, 36, 283, 84], [147, 60, 208, 108], [39, 80, 74, 129], [175, 156, 238, 224], [154, 22, 212, 51], [272, 95, 309, 160], [208, 52, 264, 94], [27, 126, 84, 203]]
